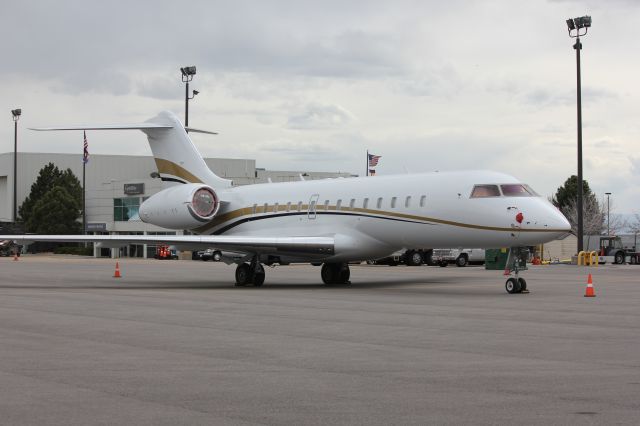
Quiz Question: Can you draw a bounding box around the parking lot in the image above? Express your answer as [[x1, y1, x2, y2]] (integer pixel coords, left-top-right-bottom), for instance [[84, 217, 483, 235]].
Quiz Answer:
[[1, 255, 638, 425]]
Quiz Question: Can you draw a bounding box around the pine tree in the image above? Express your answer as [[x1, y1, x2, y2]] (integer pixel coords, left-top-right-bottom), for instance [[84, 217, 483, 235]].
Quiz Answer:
[[19, 163, 82, 234]]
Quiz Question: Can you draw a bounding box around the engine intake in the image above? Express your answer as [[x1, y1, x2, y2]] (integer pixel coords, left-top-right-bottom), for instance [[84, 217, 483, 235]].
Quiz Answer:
[[139, 184, 219, 230]]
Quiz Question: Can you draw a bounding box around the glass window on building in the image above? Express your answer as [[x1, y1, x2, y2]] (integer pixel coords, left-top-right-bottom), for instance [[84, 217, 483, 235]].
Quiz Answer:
[[114, 197, 141, 221]]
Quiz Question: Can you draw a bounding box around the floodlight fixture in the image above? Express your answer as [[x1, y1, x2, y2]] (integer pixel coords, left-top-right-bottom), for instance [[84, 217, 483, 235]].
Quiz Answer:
[[180, 66, 197, 81], [193, 90, 199, 96], [566, 15, 591, 37], [11, 108, 21, 120]]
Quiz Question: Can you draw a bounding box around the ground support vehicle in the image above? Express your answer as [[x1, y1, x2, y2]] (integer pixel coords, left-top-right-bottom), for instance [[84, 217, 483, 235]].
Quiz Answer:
[[594, 236, 635, 265], [155, 245, 178, 260], [432, 248, 485, 267]]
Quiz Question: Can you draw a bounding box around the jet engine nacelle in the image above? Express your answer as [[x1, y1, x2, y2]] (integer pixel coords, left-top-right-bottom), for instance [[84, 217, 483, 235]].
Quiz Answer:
[[139, 183, 219, 230]]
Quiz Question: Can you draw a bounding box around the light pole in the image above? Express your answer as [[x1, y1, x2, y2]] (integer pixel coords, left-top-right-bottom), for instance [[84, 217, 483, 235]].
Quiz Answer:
[[11, 108, 21, 223], [605, 192, 611, 236], [180, 66, 198, 131], [566, 15, 592, 253]]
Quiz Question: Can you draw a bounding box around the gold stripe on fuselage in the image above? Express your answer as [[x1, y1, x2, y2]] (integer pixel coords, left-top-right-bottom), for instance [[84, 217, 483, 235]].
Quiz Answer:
[[194, 204, 564, 235]]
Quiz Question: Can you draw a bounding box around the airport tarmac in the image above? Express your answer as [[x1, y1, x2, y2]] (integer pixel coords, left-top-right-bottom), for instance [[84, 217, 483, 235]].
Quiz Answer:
[[0, 255, 638, 425]]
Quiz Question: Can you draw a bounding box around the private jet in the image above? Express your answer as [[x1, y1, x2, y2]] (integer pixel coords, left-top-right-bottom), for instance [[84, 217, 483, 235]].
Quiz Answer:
[[1, 111, 571, 292]]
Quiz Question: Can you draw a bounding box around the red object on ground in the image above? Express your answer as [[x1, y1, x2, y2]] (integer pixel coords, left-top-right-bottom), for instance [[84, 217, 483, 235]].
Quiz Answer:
[[113, 261, 122, 278], [584, 274, 596, 297]]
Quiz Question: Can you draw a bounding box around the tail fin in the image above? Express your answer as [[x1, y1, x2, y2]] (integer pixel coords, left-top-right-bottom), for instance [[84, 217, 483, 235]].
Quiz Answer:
[[31, 111, 232, 189]]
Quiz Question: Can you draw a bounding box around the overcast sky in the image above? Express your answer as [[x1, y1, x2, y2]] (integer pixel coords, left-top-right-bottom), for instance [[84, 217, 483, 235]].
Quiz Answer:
[[1, 0, 638, 213]]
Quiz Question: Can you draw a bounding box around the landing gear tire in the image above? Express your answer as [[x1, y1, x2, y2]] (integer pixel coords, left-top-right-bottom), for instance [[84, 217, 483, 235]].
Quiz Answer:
[[406, 251, 423, 266], [517, 277, 528, 293], [456, 256, 468, 267], [505, 277, 522, 294], [235, 263, 252, 286], [321, 263, 351, 285], [253, 267, 265, 287], [235, 262, 265, 287], [615, 252, 625, 265]]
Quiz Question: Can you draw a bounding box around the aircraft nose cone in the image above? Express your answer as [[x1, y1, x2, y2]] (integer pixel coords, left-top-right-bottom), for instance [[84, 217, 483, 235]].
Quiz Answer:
[[547, 205, 571, 237]]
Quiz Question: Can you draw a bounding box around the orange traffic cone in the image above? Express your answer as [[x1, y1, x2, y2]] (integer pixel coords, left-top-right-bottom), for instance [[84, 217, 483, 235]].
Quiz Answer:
[[113, 261, 122, 278], [584, 273, 596, 297]]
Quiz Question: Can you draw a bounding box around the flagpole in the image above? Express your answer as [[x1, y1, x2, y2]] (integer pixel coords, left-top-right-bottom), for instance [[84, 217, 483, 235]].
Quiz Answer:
[[366, 150, 369, 177], [82, 131, 87, 236], [82, 156, 86, 235]]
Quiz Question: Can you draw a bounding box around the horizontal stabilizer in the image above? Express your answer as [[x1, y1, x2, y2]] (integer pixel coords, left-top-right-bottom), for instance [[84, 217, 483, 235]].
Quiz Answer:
[[185, 127, 218, 135], [30, 124, 173, 131]]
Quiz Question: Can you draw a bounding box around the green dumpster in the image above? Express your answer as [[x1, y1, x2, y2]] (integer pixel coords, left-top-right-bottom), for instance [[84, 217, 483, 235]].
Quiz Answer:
[[485, 248, 509, 270]]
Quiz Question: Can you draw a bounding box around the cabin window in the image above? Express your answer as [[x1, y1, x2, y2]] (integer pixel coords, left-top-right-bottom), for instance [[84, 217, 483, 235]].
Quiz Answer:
[[263, 203, 269, 213], [377, 197, 383, 209], [274, 203, 279, 212], [470, 185, 501, 198], [252, 204, 257, 214], [405, 196, 411, 208], [420, 195, 426, 207], [391, 197, 397, 208], [336, 199, 342, 210], [363, 198, 369, 209], [349, 199, 355, 210], [297, 201, 303, 211], [324, 200, 330, 210], [286, 202, 291, 212]]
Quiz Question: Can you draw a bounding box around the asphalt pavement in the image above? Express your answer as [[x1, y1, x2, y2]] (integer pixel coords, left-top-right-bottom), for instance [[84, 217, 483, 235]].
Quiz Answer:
[[1, 255, 638, 425]]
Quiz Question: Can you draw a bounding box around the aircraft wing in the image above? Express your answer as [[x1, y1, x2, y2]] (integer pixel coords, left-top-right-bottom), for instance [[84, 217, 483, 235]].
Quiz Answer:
[[0, 234, 334, 256]]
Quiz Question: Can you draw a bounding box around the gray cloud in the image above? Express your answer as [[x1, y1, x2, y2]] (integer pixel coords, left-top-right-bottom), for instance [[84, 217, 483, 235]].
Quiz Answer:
[[136, 76, 182, 100], [287, 103, 355, 130]]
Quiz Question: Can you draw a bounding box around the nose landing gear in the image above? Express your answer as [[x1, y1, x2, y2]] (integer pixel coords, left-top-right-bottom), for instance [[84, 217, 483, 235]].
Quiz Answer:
[[504, 247, 529, 294]]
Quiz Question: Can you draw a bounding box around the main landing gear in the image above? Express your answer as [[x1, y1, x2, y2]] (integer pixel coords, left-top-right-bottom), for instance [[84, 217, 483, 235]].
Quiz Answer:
[[321, 263, 351, 285], [234, 257, 351, 287], [235, 256, 265, 287], [504, 247, 529, 294]]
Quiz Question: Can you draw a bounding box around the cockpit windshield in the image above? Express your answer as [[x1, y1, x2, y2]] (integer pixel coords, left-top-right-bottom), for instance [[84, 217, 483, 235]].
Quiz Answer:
[[470, 185, 501, 198], [470, 183, 539, 198], [500, 184, 531, 197]]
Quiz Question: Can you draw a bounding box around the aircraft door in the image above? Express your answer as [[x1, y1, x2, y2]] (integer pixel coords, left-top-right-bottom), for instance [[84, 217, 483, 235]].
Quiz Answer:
[[308, 194, 319, 220]]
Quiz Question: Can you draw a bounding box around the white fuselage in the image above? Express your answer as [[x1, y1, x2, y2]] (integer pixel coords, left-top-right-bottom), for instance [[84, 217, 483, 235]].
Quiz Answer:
[[193, 170, 570, 262]]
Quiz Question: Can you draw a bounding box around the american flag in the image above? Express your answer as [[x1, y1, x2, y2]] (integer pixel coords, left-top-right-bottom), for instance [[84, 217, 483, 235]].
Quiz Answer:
[[368, 153, 381, 167], [83, 131, 89, 164]]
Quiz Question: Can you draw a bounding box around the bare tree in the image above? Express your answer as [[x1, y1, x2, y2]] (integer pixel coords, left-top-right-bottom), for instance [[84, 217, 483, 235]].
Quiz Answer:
[[605, 200, 629, 236], [561, 196, 604, 249]]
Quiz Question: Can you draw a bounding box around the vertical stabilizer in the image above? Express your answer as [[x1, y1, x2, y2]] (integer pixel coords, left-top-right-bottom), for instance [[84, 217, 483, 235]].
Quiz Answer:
[[30, 110, 232, 189], [143, 111, 232, 189]]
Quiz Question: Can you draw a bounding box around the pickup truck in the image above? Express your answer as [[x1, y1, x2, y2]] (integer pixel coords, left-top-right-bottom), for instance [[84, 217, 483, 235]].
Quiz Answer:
[[432, 248, 485, 267]]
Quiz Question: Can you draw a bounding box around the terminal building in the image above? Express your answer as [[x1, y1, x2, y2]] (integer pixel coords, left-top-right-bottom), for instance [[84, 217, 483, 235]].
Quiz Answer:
[[0, 152, 355, 257]]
